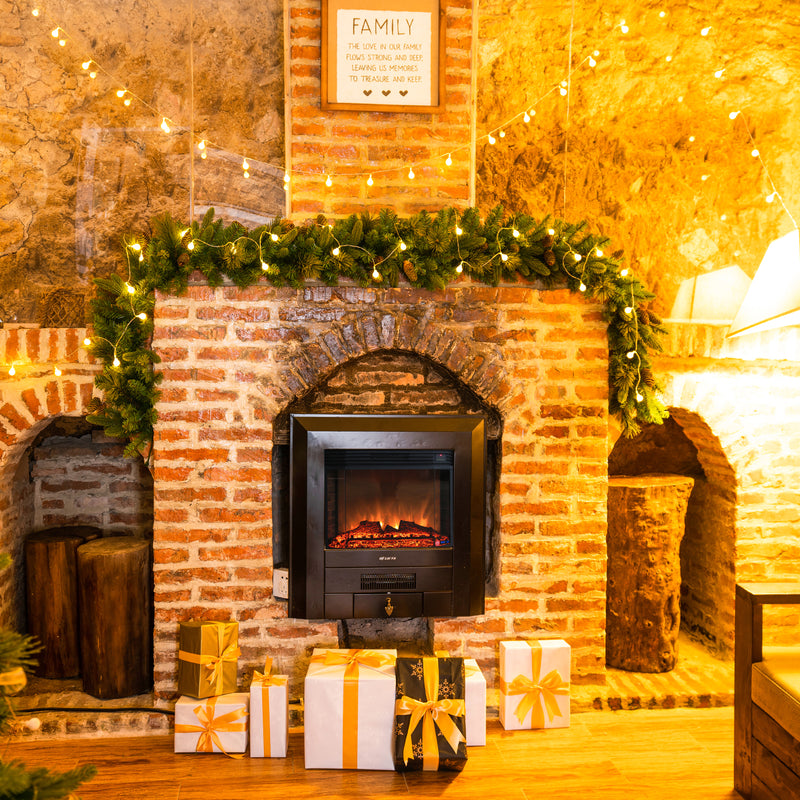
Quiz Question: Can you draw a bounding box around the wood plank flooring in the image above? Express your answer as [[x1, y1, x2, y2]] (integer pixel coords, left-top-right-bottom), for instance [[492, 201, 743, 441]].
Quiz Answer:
[[3, 708, 742, 800]]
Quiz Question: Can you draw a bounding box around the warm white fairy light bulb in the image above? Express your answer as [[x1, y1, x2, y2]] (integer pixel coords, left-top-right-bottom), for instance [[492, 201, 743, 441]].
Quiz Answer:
[[488, 133, 497, 144], [547, 228, 555, 236], [188, 240, 195, 251], [620, 20, 629, 33], [500, 252, 508, 262], [367, 174, 374, 186], [701, 26, 711, 36], [573, 252, 582, 262], [721, 214, 727, 221], [131, 242, 141, 251], [524, 111, 531, 122], [636, 391, 644, 402], [399, 241, 407, 251], [332, 246, 340, 256], [499, 130, 506, 139], [729, 110, 739, 120], [512, 229, 520, 238], [116, 89, 126, 98], [32, 8, 39, 16], [665, 55, 672, 62], [82, 60, 92, 70], [626, 351, 635, 359], [283, 172, 290, 184], [89, 71, 97, 79], [455, 226, 463, 236], [138, 313, 147, 321], [160, 118, 171, 134], [325, 175, 333, 187], [243, 170, 250, 179], [620, 268, 629, 277], [559, 86, 567, 97], [83, 337, 92, 346], [242, 158, 249, 171], [595, 248, 603, 257], [701, 174, 710, 181], [445, 153, 452, 166], [579, 283, 587, 292], [271, 233, 279, 242], [456, 262, 464, 274], [589, 56, 597, 68], [124, 97, 131, 106], [8, 365, 15, 376], [766, 192, 777, 203], [751, 148, 760, 157], [408, 167, 415, 179], [372, 268, 381, 280], [261, 261, 269, 271], [51, 27, 59, 37], [659, 10, 666, 17], [624, 306, 633, 315], [54, 366, 62, 376], [198, 140, 205, 151], [125, 282, 135, 294], [714, 68, 725, 79], [59, 38, 66, 46], [112, 356, 121, 367], [688, 135, 696, 142]]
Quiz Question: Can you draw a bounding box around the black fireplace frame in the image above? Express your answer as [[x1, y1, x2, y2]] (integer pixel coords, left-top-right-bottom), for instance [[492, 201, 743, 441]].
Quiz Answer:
[[289, 414, 486, 619]]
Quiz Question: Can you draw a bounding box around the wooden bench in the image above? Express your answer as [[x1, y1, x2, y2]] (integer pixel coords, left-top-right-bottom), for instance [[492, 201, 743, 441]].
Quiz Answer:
[[735, 583, 800, 799]]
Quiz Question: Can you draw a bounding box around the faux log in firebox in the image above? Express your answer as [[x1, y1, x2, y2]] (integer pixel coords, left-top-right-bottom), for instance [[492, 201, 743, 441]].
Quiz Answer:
[[289, 414, 486, 619]]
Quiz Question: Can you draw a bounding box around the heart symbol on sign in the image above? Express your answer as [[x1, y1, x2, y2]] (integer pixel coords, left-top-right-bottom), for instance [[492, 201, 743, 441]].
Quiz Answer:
[[363, 89, 373, 96], [399, 90, 408, 96], [382, 90, 391, 96]]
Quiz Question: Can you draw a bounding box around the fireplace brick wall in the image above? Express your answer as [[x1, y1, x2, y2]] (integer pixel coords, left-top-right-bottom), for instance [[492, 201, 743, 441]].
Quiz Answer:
[[150, 281, 610, 696]]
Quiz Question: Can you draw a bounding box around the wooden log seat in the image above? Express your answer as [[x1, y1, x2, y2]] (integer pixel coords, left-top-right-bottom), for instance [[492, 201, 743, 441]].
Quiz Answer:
[[24, 526, 102, 678], [735, 583, 800, 800], [77, 536, 153, 699]]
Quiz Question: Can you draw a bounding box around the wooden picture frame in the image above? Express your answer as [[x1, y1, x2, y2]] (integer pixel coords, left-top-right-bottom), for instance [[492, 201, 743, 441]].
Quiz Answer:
[[321, 0, 446, 113]]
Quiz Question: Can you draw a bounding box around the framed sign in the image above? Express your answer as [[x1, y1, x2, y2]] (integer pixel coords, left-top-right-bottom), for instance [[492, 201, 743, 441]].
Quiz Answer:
[[321, 0, 446, 113]]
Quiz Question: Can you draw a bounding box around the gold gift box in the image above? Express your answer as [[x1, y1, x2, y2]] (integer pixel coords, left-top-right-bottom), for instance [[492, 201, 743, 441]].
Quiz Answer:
[[177, 621, 240, 699]]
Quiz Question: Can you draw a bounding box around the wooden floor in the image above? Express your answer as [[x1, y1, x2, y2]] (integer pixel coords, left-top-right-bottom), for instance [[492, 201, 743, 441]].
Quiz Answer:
[[4, 708, 742, 800]]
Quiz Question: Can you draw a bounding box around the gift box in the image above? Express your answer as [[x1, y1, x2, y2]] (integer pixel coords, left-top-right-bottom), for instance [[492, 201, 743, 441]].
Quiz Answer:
[[249, 658, 288, 758], [304, 648, 397, 770], [464, 658, 486, 746], [394, 656, 467, 772], [174, 692, 249, 755], [177, 620, 240, 699], [499, 639, 570, 731]]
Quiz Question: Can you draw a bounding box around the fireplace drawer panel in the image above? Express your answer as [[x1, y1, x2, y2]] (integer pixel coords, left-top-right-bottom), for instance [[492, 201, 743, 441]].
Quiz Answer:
[[324, 593, 354, 618], [353, 592, 422, 618], [325, 567, 452, 593]]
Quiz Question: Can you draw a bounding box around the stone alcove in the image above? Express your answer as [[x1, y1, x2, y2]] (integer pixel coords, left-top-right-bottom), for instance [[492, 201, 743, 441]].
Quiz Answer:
[[608, 408, 737, 660]]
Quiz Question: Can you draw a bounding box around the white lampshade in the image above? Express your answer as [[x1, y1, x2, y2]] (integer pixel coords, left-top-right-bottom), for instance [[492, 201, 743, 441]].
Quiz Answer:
[[668, 266, 752, 324], [727, 229, 800, 338]]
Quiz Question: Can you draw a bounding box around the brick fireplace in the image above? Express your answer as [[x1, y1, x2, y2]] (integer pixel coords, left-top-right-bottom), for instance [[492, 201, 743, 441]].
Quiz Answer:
[[150, 282, 610, 696]]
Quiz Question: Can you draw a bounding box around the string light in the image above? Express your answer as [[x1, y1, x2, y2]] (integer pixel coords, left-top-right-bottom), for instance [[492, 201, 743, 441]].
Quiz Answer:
[[766, 192, 777, 203], [51, 27, 59, 38], [619, 20, 629, 33], [626, 351, 635, 359], [188, 240, 195, 250], [8, 365, 15, 377], [367, 174, 373, 186], [283, 172, 290, 185], [82, 60, 92, 70], [83, 337, 92, 346], [488, 133, 497, 144], [523, 111, 531, 122], [445, 154, 452, 166], [372, 268, 381, 281], [270, 233, 279, 242], [579, 283, 587, 292], [399, 241, 407, 251], [751, 148, 760, 157], [160, 118, 171, 134], [636, 391, 644, 402], [456, 262, 464, 274], [325, 175, 333, 187], [500, 252, 508, 262], [332, 246, 340, 256], [54, 366, 62, 376], [112, 356, 121, 368], [620, 268, 629, 277], [714, 68, 726, 79], [408, 167, 415, 179], [595, 248, 603, 257], [701, 26, 711, 36], [455, 226, 463, 236], [499, 130, 506, 139], [729, 110, 740, 120], [624, 305, 633, 315], [116, 89, 126, 99], [573, 252, 582, 262], [137, 313, 147, 321], [32, 8, 39, 16], [125, 282, 135, 294], [242, 158, 249, 171], [512, 229, 520, 238], [261, 261, 269, 271], [701, 174, 710, 181]]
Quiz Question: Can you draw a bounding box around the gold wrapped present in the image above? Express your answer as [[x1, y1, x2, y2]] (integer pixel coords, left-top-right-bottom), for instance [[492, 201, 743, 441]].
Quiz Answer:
[[499, 639, 570, 730], [177, 621, 240, 699]]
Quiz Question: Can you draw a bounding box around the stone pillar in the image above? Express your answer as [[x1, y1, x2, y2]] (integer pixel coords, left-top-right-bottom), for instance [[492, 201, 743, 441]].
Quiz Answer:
[[606, 474, 695, 672]]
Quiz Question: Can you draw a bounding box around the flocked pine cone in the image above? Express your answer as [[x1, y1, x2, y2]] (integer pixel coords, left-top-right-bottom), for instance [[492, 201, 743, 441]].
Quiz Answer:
[[403, 260, 418, 282]]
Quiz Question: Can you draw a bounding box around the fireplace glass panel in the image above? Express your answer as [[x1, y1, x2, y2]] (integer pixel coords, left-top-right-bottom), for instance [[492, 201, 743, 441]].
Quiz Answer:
[[324, 450, 453, 550]]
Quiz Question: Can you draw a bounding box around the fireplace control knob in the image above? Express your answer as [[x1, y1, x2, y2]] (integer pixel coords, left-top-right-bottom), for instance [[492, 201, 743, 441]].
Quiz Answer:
[[385, 596, 394, 617]]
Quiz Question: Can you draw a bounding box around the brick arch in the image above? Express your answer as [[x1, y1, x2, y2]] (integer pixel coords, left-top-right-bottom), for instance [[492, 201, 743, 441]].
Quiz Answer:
[[609, 404, 737, 657], [274, 310, 515, 417]]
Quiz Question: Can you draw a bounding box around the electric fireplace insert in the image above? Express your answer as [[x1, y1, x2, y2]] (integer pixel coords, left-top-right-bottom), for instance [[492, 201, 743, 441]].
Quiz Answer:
[[289, 414, 486, 619]]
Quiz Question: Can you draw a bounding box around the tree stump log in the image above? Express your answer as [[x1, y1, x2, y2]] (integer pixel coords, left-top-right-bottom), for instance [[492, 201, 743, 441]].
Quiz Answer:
[[24, 526, 102, 678], [77, 536, 152, 699], [606, 475, 695, 673]]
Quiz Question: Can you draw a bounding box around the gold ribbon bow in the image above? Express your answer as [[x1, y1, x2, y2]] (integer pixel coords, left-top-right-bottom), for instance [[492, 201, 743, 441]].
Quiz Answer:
[[253, 657, 288, 756], [310, 649, 395, 769], [395, 657, 465, 770], [0, 667, 27, 694], [174, 695, 248, 758], [178, 622, 241, 695], [501, 641, 568, 726]]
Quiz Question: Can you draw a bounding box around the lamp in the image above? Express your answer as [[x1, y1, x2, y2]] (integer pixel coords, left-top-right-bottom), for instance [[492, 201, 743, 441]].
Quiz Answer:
[[668, 266, 752, 324], [727, 229, 800, 338]]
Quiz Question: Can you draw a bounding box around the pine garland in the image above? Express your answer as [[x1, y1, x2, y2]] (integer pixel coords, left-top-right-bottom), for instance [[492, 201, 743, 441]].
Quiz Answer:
[[87, 206, 668, 459]]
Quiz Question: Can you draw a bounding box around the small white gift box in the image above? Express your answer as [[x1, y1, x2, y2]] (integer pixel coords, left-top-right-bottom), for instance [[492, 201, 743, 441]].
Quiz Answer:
[[499, 639, 570, 731], [464, 658, 487, 746], [249, 660, 289, 758], [174, 692, 249, 754], [304, 648, 397, 770]]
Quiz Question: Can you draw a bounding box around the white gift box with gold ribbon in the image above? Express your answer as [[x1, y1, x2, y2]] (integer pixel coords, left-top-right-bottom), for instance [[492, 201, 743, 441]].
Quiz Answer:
[[498, 639, 570, 731], [249, 658, 289, 758], [174, 692, 249, 755], [304, 648, 397, 770], [464, 658, 486, 746]]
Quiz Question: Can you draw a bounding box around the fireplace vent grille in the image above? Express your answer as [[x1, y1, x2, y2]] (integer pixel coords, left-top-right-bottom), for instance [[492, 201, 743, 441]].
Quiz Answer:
[[360, 573, 417, 591]]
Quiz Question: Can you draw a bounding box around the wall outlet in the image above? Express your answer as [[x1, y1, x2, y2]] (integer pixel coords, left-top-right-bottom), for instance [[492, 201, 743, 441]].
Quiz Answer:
[[273, 567, 289, 600]]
